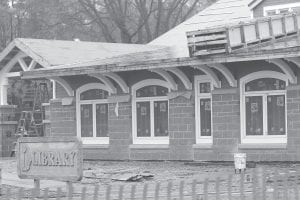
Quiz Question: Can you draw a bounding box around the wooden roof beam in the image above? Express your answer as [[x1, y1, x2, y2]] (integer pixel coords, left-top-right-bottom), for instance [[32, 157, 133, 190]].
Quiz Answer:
[[165, 68, 192, 90], [103, 72, 129, 93], [193, 65, 221, 88], [268, 59, 297, 84], [149, 69, 178, 91], [89, 74, 117, 94], [207, 63, 237, 87]]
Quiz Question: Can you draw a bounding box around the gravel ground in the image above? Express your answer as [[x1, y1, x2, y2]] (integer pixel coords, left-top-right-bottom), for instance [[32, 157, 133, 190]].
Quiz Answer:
[[1, 159, 300, 199]]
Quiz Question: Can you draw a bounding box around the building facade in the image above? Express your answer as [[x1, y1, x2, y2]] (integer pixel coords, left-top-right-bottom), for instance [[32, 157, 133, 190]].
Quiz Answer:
[[0, 0, 300, 161]]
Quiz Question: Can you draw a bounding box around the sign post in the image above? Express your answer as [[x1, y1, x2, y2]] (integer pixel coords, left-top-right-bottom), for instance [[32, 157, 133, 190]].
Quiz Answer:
[[16, 137, 83, 196]]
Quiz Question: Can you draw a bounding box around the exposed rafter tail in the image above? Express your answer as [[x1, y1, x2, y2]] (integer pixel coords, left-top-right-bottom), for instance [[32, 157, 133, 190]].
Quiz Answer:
[[150, 69, 178, 91], [165, 68, 192, 90], [207, 63, 237, 87], [90, 74, 117, 94], [269, 59, 297, 84], [193, 65, 221, 88], [49, 77, 74, 97], [103, 72, 129, 93]]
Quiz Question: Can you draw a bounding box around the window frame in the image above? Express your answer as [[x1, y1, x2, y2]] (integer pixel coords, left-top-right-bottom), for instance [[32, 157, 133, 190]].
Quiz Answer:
[[240, 71, 288, 144], [194, 75, 213, 144], [132, 79, 171, 145], [76, 83, 110, 145], [263, 3, 300, 16]]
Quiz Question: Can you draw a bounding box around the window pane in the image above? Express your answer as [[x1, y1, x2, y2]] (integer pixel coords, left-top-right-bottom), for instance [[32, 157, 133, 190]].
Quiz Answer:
[[136, 102, 151, 137], [267, 95, 286, 135], [154, 101, 168, 136], [81, 104, 93, 137], [279, 8, 289, 14], [80, 89, 108, 100], [200, 98, 211, 136], [245, 96, 263, 135], [199, 82, 211, 93], [266, 10, 277, 16], [245, 78, 285, 92], [96, 104, 108, 137], [136, 86, 168, 97]]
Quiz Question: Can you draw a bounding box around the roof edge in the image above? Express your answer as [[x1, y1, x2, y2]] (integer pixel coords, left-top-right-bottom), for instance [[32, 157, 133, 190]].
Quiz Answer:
[[248, 0, 264, 10]]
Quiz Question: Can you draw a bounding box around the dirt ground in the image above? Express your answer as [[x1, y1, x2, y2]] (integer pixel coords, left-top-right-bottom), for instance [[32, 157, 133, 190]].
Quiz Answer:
[[1, 158, 300, 199]]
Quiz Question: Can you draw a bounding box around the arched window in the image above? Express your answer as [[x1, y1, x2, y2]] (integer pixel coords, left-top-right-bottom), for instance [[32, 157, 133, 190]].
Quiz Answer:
[[132, 79, 171, 144], [240, 71, 288, 144], [76, 83, 110, 145]]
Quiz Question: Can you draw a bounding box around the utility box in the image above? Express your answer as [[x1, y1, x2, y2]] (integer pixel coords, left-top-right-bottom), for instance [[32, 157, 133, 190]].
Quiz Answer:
[[234, 153, 246, 173]]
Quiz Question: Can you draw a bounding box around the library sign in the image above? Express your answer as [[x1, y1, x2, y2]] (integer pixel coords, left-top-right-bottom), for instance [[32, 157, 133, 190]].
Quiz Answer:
[[17, 137, 83, 181]]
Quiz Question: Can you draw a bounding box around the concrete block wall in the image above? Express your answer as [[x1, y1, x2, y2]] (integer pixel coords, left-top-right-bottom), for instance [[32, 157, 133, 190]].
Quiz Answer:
[[49, 99, 76, 136], [193, 89, 240, 161], [169, 96, 194, 160], [83, 102, 132, 160]]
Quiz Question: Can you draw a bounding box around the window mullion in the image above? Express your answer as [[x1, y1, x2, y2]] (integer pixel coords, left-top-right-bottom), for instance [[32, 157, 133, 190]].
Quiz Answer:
[[93, 103, 97, 138], [150, 101, 155, 138], [263, 95, 268, 136]]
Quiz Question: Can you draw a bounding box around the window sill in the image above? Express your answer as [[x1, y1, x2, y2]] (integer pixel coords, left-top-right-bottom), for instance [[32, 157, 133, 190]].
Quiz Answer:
[[193, 144, 213, 149], [83, 144, 109, 149], [129, 144, 169, 149], [239, 143, 287, 149]]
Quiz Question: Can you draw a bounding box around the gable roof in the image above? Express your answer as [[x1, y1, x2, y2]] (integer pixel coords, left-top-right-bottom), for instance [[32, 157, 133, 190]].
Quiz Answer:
[[0, 38, 168, 69], [148, 0, 252, 58]]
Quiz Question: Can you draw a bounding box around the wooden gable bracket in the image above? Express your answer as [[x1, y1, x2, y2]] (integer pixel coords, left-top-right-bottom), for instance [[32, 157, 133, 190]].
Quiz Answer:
[[50, 77, 74, 97], [193, 65, 221, 88], [18, 58, 29, 71], [1, 52, 27, 74], [149, 69, 178, 91], [18, 58, 37, 72], [89, 74, 117, 94], [207, 63, 237, 87], [285, 57, 300, 68], [268, 59, 297, 84], [164, 68, 192, 90], [103, 72, 129, 94]]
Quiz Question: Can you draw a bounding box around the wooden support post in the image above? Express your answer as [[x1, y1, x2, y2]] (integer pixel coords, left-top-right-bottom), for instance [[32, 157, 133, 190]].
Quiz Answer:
[[34, 179, 40, 197], [66, 181, 73, 200]]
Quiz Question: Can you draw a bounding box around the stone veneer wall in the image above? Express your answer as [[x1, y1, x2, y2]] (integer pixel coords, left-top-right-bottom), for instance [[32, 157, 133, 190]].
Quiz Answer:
[[0, 105, 18, 157]]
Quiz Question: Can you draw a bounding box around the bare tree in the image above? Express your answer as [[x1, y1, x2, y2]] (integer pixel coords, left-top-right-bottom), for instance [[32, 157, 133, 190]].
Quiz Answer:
[[77, 0, 214, 43]]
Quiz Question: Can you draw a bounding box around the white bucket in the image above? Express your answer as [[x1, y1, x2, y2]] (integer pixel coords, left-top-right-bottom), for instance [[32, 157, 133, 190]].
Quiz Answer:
[[234, 153, 246, 170]]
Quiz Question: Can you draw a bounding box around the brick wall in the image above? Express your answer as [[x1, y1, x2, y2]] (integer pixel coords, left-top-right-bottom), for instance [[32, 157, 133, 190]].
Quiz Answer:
[[49, 99, 76, 136]]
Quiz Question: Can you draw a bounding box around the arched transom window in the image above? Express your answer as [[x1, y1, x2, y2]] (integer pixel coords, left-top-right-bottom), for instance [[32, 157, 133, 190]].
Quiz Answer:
[[240, 71, 288, 144], [132, 79, 170, 144], [76, 83, 109, 145]]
